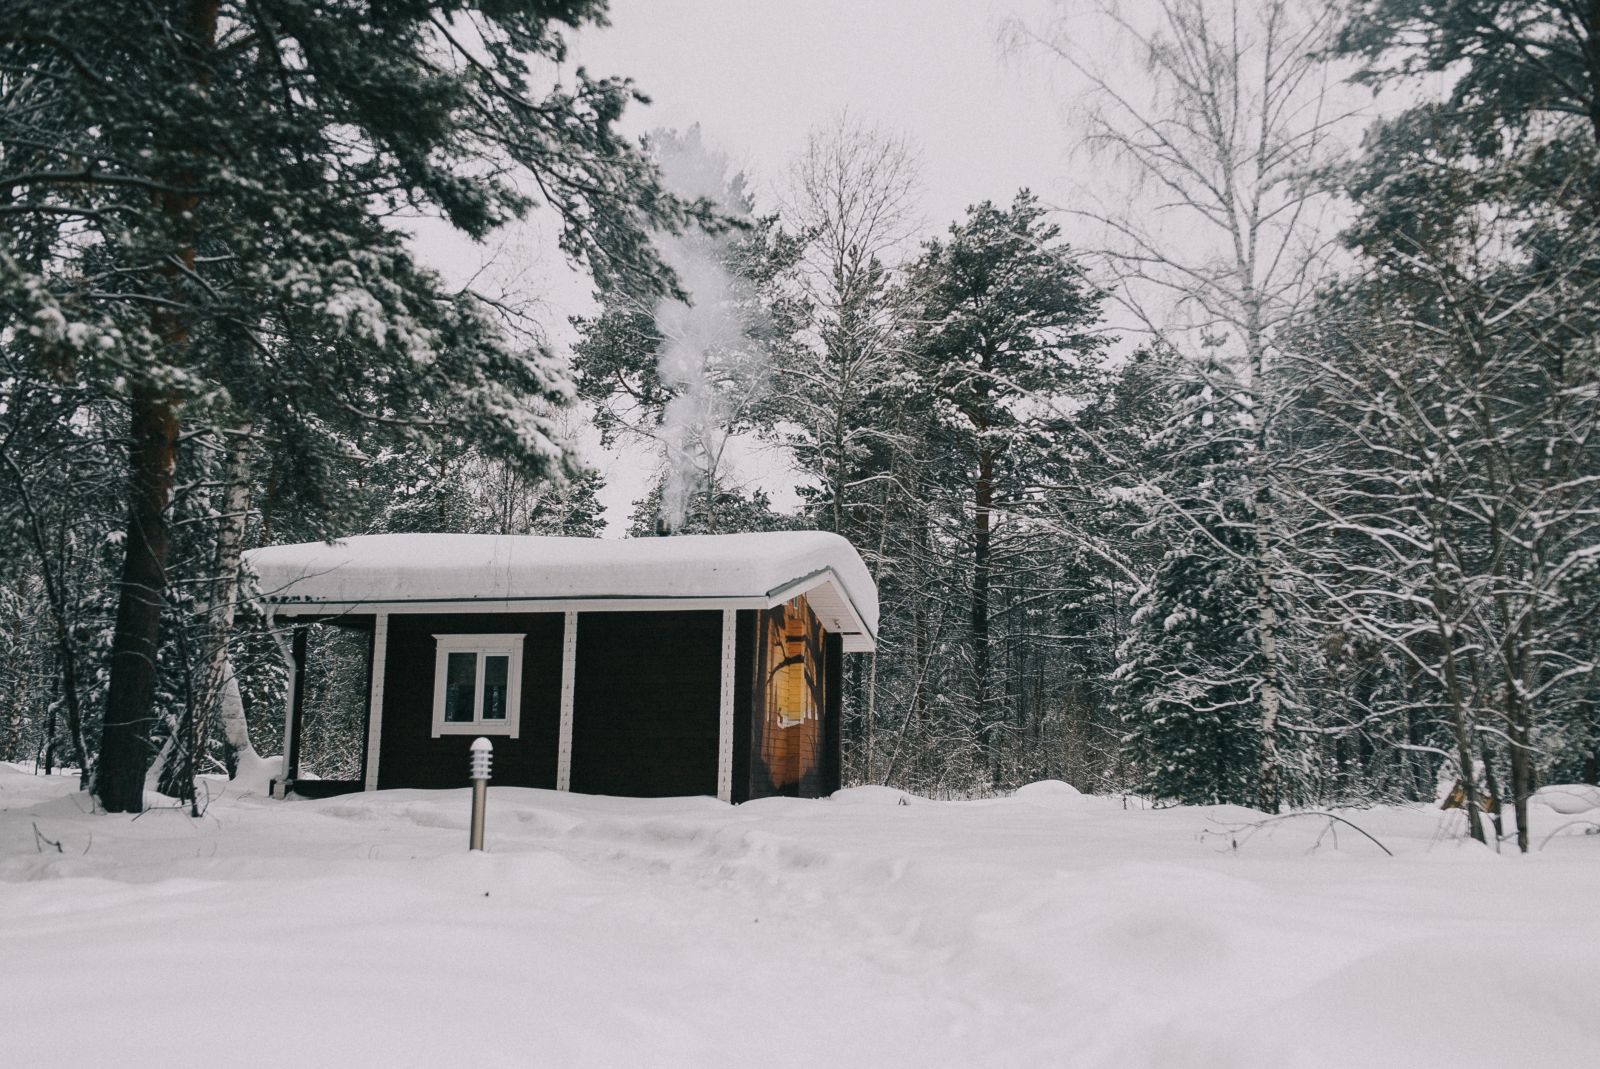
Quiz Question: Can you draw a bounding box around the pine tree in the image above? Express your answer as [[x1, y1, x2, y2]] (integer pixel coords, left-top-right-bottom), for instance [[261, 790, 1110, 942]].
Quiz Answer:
[[522, 469, 608, 538], [905, 190, 1105, 772], [0, 1, 711, 811]]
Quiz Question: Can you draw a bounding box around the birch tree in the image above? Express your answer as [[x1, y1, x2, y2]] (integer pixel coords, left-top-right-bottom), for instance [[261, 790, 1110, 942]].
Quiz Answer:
[[1007, 0, 1351, 810], [778, 114, 922, 540]]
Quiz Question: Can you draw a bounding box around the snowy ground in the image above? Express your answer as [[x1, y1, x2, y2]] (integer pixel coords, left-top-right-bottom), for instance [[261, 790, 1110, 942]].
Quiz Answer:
[[3, 766, 1597, 1069]]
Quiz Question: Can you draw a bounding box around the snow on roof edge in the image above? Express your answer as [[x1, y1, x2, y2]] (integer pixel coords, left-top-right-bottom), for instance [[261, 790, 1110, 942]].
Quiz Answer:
[[244, 531, 879, 647]]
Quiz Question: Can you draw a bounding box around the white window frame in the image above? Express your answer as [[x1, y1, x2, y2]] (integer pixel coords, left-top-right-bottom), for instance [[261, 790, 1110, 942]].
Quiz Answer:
[[431, 634, 525, 738]]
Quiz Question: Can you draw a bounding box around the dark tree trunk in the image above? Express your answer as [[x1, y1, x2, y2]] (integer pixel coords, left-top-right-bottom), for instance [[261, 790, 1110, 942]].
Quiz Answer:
[[1509, 719, 1533, 854], [94, 0, 218, 813], [1480, 742, 1505, 842], [98, 389, 180, 812], [42, 671, 57, 773], [973, 446, 993, 765]]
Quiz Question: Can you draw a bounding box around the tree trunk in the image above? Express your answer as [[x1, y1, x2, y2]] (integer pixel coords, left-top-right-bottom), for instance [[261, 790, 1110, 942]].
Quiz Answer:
[[39, 670, 56, 772], [830, 399, 846, 535], [1480, 742, 1505, 842], [973, 446, 994, 768], [207, 426, 258, 775], [1509, 692, 1534, 855], [1254, 559, 1282, 812], [1244, 324, 1283, 814], [215, 666, 253, 773], [151, 709, 188, 799], [1431, 556, 1486, 844], [98, 388, 180, 812], [94, 0, 219, 813]]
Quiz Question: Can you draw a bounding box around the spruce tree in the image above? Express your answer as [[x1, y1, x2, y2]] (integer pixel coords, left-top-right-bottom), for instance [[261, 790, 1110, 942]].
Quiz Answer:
[[1116, 359, 1266, 807]]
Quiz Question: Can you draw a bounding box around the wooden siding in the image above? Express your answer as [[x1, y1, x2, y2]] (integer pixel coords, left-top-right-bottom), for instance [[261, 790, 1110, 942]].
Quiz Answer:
[[292, 604, 845, 802], [748, 596, 829, 799], [569, 610, 722, 798], [375, 613, 564, 790]]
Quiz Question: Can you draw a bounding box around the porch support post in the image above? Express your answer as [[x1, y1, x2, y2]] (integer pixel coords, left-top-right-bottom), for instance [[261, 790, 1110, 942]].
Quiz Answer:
[[823, 631, 843, 796], [717, 608, 736, 803], [268, 612, 290, 798], [362, 612, 389, 792], [556, 610, 577, 791], [282, 624, 307, 791]]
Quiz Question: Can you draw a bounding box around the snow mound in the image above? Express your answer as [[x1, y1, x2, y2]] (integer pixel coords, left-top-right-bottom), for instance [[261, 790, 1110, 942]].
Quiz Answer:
[[828, 785, 915, 806], [228, 752, 283, 797], [15, 790, 98, 822], [1534, 784, 1600, 815], [1091, 905, 1232, 971], [1011, 780, 1083, 804], [1264, 939, 1600, 1066]]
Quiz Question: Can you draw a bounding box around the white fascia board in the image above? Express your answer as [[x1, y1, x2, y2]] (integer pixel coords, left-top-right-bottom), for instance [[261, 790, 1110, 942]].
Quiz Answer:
[[261, 594, 772, 617], [759, 568, 878, 651], [262, 570, 880, 651]]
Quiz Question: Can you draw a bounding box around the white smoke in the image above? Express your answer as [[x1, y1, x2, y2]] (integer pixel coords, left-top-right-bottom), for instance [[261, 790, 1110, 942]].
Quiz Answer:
[[650, 128, 770, 532]]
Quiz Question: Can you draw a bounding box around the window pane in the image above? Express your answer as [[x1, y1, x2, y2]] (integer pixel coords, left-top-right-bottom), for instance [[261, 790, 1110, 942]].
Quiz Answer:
[[482, 655, 509, 721], [444, 651, 477, 722]]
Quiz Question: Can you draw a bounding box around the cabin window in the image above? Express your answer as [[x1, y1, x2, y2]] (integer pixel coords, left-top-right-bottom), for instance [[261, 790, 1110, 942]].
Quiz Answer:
[[431, 634, 524, 737]]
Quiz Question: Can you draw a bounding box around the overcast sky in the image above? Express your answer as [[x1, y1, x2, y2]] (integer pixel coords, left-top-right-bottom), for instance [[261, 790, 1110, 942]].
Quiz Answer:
[[573, 0, 1069, 232], [405, 2, 1386, 533], [432, 1, 1074, 309], [448, 0, 1077, 326]]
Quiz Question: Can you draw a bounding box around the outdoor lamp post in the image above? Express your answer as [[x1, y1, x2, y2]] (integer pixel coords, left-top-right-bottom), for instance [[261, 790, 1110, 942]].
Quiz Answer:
[[469, 737, 492, 851]]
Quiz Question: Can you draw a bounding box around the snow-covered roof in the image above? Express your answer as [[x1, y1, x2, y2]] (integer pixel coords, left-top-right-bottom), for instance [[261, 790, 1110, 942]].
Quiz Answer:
[[246, 531, 878, 651]]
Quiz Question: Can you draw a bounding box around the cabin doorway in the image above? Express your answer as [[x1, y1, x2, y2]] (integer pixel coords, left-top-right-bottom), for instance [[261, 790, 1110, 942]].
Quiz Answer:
[[295, 622, 371, 785]]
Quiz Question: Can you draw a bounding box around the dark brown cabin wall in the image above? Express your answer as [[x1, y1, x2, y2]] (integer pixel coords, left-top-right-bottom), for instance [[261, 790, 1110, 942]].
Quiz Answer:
[[376, 613, 564, 790], [569, 610, 721, 798]]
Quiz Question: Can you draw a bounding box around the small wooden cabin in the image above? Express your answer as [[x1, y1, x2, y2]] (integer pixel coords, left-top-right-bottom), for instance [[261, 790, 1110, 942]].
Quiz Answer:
[[244, 532, 878, 802]]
